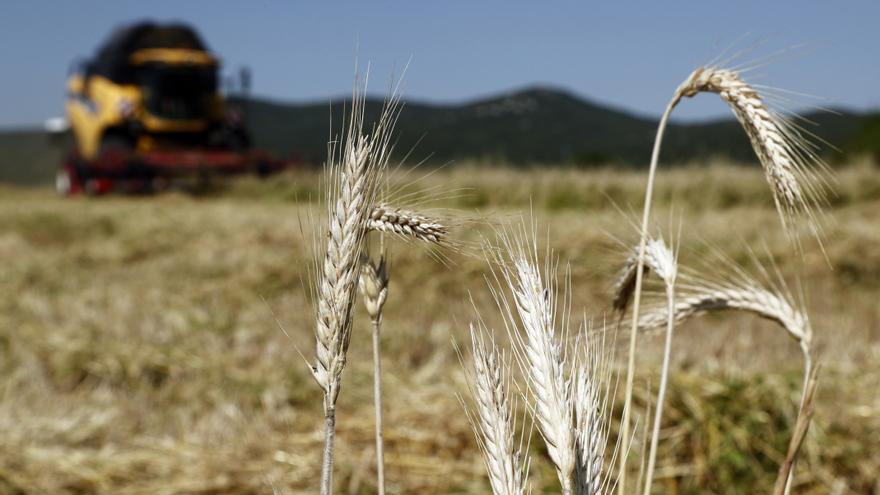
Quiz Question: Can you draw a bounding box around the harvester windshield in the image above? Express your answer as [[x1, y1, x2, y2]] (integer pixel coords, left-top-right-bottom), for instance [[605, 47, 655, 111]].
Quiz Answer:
[[139, 63, 217, 120]]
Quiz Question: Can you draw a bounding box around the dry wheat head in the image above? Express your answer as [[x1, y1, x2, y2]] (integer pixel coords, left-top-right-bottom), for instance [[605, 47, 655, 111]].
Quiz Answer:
[[612, 237, 676, 315], [359, 253, 389, 323], [467, 324, 529, 495], [367, 204, 448, 244], [637, 258, 812, 355], [674, 67, 828, 237], [312, 89, 400, 412]]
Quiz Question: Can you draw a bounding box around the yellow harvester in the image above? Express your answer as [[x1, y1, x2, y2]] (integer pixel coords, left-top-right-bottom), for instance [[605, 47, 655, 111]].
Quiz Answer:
[[58, 22, 285, 194]]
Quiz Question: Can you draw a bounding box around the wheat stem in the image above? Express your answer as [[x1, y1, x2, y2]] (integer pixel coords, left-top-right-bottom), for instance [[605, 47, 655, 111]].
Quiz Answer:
[[773, 364, 820, 495], [639, 238, 677, 495], [642, 284, 674, 495], [618, 95, 678, 494], [359, 253, 389, 494], [371, 319, 386, 495], [320, 408, 336, 495]]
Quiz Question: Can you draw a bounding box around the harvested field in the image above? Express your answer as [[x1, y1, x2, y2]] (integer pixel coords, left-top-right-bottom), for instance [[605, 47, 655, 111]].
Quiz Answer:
[[0, 163, 878, 494]]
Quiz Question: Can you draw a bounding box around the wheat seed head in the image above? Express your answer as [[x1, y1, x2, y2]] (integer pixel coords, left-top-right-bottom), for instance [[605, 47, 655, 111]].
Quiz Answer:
[[673, 66, 831, 242], [312, 81, 402, 412], [465, 322, 529, 495], [637, 252, 813, 354], [359, 252, 389, 323], [367, 204, 448, 244], [612, 236, 677, 316], [571, 325, 614, 495]]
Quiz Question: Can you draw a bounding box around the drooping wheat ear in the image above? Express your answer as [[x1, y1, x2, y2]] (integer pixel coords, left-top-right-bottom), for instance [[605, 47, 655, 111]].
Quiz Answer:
[[618, 62, 829, 493], [639, 259, 814, 397], [359, 253, 390, 495], [675, 66, 828, 237], [465, 323, 529, 495], [637, 282, 812, 354], [367, 204, 448, 244], [612, 237, 677, 316], [312, 81, 401, 495], [637, 255, 814, 492]]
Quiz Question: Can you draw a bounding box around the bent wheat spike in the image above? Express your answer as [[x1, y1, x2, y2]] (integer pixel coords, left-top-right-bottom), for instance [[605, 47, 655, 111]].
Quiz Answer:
[[619, 63, 829, 492], [675, 67, 827, 234], [367, 204, 447, 244], [637, 285, 811, 351], [612, 237, 677, 315]]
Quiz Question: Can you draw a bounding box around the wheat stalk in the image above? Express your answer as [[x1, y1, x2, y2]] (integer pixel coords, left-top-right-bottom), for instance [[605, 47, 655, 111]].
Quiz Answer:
[[359, 253, 390, 495], [465, 323, 529, 495], [311, 81, 400, 495], [773, 364, 820, 495], [611, 236, 677, 495], [618, 63, 829, 492], [367, 204, 448, 244]]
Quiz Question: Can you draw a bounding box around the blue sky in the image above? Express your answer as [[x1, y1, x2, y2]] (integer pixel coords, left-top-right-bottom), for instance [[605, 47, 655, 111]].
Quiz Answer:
[[1, 0, 877, 127]]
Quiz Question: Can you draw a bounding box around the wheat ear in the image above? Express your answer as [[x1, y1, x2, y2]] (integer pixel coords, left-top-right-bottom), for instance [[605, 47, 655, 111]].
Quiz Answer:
[[487, 225, 611, 494], [312, 83, 400, 495], [504, 253, 577, 493], [573, 329, 613, 495], [675, 67, 828, 236], [637, 282, 812, 357], [618, 63, 828, 493], [359, 253, 389, 495], [367, 204, 448, 244], [638, 255, 814, 491], [465, 323, 529, 495], [612, 237, 677, 316]]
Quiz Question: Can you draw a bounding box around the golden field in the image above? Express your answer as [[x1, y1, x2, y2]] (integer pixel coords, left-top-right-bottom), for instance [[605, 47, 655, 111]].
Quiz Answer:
[[0, 162, 878, 494]]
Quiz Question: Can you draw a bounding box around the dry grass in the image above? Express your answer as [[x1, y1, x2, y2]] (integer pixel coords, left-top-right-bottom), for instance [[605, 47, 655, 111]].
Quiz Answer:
[[0, 163, 878, 493]]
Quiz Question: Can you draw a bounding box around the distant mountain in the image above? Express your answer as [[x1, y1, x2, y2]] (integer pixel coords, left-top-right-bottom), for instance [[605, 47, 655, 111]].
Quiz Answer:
[[0, 86, 870, 185], [237, 87, 864, 166]]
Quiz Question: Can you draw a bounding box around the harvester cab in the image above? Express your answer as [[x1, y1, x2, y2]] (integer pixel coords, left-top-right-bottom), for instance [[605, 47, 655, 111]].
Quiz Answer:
[[57, 22, 285, 195]]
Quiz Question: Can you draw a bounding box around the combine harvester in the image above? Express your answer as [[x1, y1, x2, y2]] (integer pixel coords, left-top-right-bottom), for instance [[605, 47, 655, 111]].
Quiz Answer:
[[54, 22, 293, 195]]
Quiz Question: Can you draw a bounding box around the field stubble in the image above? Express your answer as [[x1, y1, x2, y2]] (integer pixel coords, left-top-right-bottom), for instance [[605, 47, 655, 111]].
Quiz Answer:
[[0, 163, 878, 493]]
